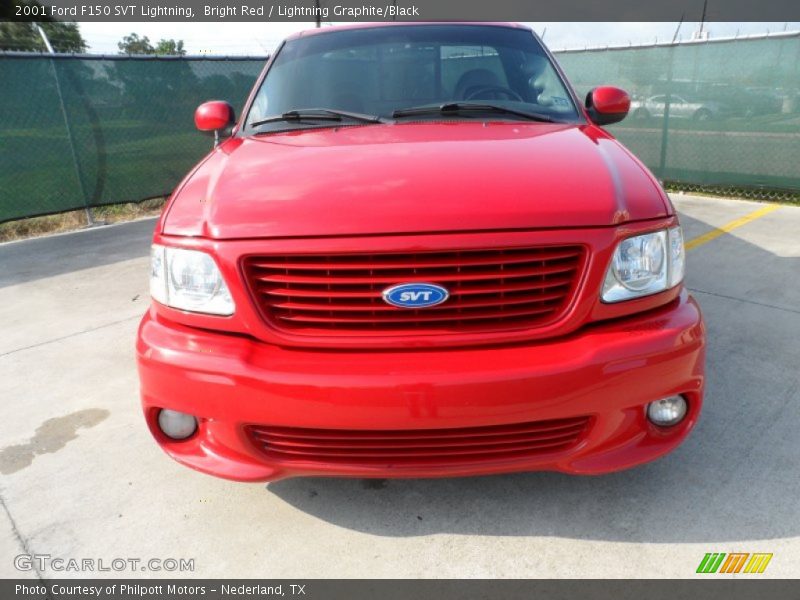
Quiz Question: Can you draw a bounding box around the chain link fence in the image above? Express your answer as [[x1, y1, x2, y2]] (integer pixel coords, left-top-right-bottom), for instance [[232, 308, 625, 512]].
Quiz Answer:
[[0, 54, 266, 223], [554, 32, 800, 201], [2, 34, 799, 223]]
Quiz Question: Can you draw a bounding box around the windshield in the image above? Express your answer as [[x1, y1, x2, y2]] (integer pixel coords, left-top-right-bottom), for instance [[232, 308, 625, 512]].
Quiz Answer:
[[245, 25, 580, 131]]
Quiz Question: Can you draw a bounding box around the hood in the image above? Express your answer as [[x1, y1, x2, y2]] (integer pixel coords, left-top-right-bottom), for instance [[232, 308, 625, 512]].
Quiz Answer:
[[162, 122, 670, 239]]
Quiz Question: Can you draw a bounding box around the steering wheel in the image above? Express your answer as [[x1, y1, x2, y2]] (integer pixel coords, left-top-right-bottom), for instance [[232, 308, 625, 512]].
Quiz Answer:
[[465, 85, 524, 102]]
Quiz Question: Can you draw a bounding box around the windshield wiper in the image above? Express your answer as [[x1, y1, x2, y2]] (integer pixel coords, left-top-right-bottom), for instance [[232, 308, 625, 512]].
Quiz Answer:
[[392, 102, 555, 123], [251, 108, 386, 128]]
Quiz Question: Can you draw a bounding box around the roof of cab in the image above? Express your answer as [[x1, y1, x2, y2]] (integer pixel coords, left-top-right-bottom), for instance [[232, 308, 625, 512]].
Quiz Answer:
[[285, 22, 532, 41]]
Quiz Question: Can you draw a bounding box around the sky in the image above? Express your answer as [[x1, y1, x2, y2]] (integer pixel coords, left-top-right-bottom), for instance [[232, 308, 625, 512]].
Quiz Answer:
[[77, 21, 800, 55]]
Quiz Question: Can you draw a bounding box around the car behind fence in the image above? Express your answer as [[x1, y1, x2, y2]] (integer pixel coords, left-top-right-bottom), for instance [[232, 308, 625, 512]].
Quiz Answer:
[[556, 31, 800, 199], [0, 31, 798, 223]]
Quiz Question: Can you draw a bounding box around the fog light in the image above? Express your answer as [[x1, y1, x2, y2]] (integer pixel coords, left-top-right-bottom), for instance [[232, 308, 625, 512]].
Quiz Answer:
[[647, 395, 688, 427], [157, 409, 197, 440]]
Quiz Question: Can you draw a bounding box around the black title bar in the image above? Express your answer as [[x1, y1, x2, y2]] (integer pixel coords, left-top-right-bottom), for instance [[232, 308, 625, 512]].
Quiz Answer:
[[5, 0, 800, 22], [3, 580, 800, 600]]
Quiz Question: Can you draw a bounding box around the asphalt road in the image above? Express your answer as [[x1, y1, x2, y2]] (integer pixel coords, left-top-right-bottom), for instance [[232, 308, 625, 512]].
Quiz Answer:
[[1, 195, 798, 578]]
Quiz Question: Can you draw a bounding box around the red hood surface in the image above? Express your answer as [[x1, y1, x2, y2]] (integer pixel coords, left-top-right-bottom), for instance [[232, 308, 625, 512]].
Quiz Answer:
[[162, 122, 670, 239]]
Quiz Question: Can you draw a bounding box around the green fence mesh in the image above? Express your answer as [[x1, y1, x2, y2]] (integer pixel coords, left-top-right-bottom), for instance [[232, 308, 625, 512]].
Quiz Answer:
[[2, 34, 799, 223], [0, 54, 266, 223], [554, 33, 800, 196]]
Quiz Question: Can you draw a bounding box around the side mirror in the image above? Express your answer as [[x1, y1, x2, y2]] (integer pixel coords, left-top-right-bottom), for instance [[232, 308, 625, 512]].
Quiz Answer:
[[585, 86, 630, 126], [194, 101, 235, 144]]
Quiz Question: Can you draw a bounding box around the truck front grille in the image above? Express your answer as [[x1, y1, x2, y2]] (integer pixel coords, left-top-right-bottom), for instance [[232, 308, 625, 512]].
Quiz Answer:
[[242, 245, 584, 335], [247, 416, 591, 467]]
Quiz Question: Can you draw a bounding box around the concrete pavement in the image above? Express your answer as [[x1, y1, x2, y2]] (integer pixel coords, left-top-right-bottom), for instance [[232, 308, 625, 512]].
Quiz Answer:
[[1, 196, 798, 578]]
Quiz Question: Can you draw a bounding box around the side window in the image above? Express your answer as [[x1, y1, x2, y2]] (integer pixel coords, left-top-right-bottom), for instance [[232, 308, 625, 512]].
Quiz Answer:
[[441, 45, 507, 99]]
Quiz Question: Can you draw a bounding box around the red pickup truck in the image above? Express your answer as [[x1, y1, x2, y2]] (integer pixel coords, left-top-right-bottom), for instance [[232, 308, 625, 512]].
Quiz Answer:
[[137, 22, 705, 481]]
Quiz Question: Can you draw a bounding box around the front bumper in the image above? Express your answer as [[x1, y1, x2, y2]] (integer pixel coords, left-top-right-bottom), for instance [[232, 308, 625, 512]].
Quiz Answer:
[[136, 291, 705, 482]]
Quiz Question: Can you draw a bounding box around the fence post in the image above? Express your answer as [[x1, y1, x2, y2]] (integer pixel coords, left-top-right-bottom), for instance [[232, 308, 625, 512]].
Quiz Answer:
[[657, 45, 676, 181], [36, 25, 95, 227]]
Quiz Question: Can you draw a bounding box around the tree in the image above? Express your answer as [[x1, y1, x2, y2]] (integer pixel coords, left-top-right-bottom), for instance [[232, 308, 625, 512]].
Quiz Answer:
[[117, 33, 154, 55], [117, 33, 186, 56], [154, 39, 186, 56], [0, 21, 87, 53]]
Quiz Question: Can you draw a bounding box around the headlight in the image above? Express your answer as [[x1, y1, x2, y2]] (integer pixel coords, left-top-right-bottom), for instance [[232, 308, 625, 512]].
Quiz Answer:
[[150, 245, 235, 315], [602, 226, 684, 302]]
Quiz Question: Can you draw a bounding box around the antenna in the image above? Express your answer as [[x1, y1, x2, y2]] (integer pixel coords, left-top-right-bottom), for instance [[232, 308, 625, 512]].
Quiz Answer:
[[699, 0, 707, 34], [692, 0, 709, 41], [35, 23, 54, 53], [672, 14, 684, 43]]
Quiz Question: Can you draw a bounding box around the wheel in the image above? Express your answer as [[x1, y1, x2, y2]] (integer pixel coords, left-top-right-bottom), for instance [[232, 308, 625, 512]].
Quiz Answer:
[[632, 107, 650, 120]]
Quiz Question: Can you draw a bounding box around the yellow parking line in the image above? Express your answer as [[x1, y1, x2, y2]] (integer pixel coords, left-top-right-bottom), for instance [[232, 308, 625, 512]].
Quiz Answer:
[[685, 204, 780, 251]]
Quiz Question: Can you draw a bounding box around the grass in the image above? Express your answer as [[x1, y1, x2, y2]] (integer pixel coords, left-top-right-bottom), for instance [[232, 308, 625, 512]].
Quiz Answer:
[[664, 184, 800, 206], [0, 197, 165, 243]]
